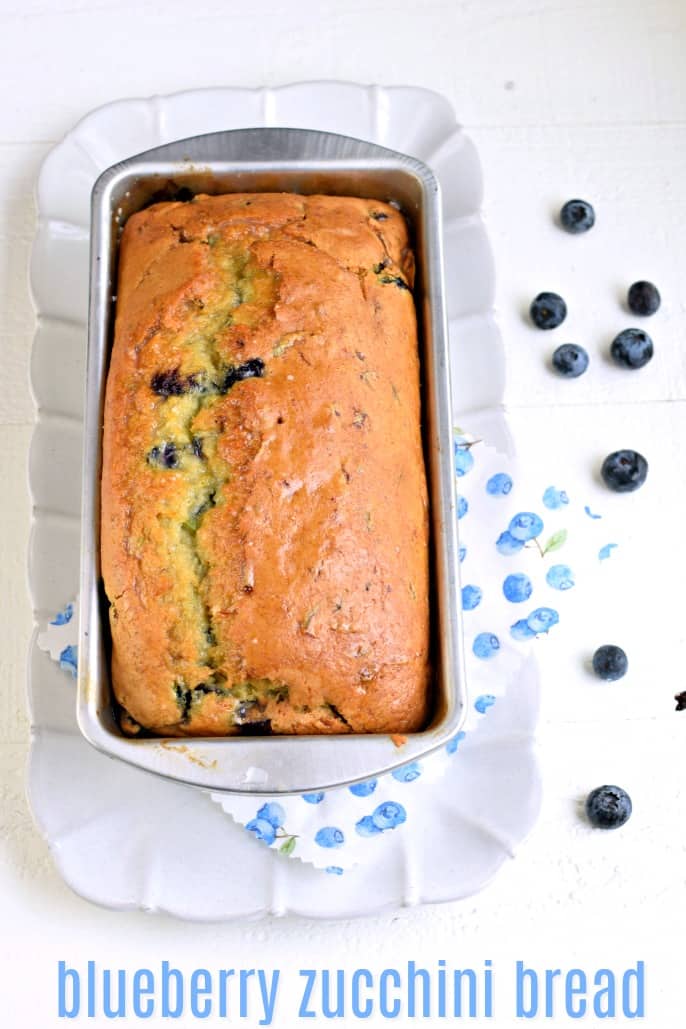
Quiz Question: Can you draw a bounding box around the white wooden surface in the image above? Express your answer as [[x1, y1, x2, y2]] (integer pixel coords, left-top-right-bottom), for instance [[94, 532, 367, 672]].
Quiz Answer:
[[1, 0, 684, 1024]]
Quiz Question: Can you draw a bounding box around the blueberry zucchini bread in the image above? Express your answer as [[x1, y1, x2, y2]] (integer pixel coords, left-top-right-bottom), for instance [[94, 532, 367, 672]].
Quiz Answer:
[[101, 192, 430, 735]]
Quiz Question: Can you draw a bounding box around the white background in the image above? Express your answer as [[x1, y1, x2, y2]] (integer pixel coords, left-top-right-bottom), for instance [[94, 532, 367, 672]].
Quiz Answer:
[[1, 0, 685, 1025]]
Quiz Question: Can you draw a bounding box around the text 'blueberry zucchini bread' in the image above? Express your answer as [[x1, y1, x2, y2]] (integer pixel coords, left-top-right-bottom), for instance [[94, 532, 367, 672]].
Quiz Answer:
[[101, 192, 430, 736]]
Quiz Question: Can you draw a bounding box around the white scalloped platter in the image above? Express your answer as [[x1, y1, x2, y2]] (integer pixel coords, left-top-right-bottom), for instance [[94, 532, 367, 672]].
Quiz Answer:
[[28, 82, 540, 919]]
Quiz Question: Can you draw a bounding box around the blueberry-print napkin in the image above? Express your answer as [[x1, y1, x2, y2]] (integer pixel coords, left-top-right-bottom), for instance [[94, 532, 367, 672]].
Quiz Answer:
[[38, 431, 619, 871]]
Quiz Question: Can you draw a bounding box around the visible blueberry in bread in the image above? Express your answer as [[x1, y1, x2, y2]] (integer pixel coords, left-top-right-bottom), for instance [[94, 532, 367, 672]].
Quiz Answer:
[[148, 441, 179, 469], [221, 358, 265, 393], [379, 274, 411, 291]]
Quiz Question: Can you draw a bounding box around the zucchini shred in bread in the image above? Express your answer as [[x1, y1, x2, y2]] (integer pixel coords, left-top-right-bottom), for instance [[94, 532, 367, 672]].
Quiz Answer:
[[101, 192, 430, 736]]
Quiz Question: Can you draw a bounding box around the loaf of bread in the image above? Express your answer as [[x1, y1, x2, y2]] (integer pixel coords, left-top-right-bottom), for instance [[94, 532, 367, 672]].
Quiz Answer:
[[101, 192, 430, 735]]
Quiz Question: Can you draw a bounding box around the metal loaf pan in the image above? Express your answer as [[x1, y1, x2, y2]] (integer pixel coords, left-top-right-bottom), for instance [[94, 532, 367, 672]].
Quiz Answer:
[[78, 127, 465, 794]]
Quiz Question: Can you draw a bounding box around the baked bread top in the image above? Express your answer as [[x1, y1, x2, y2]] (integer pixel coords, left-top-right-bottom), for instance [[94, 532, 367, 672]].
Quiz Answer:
[[101, 192, 430, 735]]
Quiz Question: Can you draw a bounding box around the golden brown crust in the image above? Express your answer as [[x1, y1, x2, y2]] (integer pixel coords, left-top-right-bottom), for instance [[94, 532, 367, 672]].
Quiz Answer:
[[101, 193, 429, 735]]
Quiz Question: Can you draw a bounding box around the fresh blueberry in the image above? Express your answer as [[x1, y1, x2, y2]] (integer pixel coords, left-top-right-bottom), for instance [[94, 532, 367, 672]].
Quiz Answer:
[[585, 785, 632, 829], [446, 731, 466, 754], [530, 292, 567, 330], [627, 281, 660, 317], [546, 563, 575, 590], [473, 632, 500, 659], [503, 573, 533, 603], [461, 584, 482, 611], [542, 486, 569, 510], [315, 826, 345, 849], [486, 472, 512, 496], [496, 531, 525, 556], [510, 619, 536, 641], [257, 802, 285, 828], [302, 792, 325, 804], [392, 761, 422, 783], [610, 329, 653, 370], [245, 818, 276, 846], [560, 199, 595, 234], [552, 343, 589, 378], [349, 779, 378, 797], [457, 495, 469, 519], [454, 440, 475, 477], [474, 694, 496, 714], [508, 512, 544, 541], [355, 815, 383, 837], [601, 450, 648, 492], [371, 802, 407, 830], [592, 644, 628, 681], [527, 607, 559, 633]]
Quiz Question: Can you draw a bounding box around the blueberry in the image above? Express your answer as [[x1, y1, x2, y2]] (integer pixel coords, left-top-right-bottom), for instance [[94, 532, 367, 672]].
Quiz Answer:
[[315, 826, 345, 849], [510, 619, 536, 641], [508, 512, 544, 541], [601, 450, 648, 492], [379, 273, 411, 291], [349, 779, 378, 797], [245, 818, 276, 846], [486, 472, 512, 496], [457, 495, 469, 519], [546, 564, 575, 590], [585, 785, 632, 829], [530, 292, 567, 330], [371, 802, 407, 830], [592, 644, 628, 681], [473, 632, 500, 659], [257, 802, 285, 828], [151, 367, 189, 396], [610, 329, 653, 370], [302, 792, 325, 804], [496, 531, 525, 556], [527, 607, 559, 633], [58, 644, 78, 677], [503, 573, 533, 603], [627, 280, 660, 317], [461, 584, 482, 611], [552, 343, 589, 378], [542, 486, 569, 510], [222, 358, 265, 392], [355, 815, 382, 837], [370, 210, 389, 221], [560, 199, 595, 234], [391, 761, 422, 783], [454, 440, 474, 477], [238, 719, 273, 735]]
